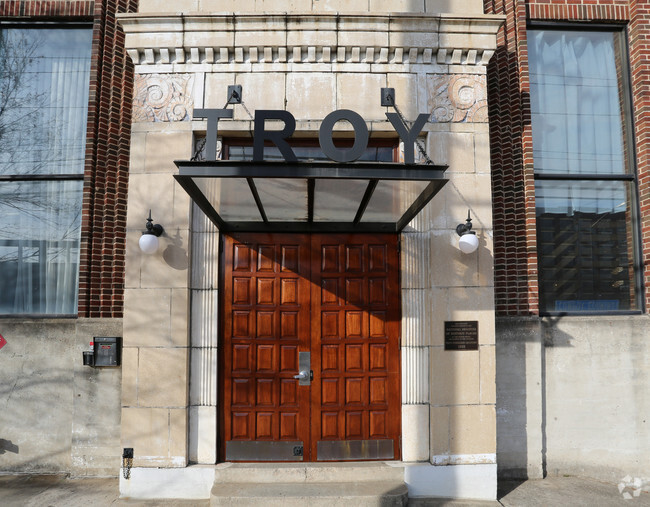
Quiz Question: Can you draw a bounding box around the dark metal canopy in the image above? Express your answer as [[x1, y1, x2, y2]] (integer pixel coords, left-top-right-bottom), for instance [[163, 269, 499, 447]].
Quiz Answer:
[[174, 160, 448, 233]]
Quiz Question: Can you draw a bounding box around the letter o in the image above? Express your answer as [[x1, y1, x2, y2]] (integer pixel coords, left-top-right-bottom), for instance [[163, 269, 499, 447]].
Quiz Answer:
[[319, 110, 369, 162]]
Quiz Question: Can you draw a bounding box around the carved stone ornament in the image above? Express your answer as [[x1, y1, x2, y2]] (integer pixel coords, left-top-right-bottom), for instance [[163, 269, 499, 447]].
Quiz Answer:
[[133, 74, 194, 122], [428, 74, 488, 123]]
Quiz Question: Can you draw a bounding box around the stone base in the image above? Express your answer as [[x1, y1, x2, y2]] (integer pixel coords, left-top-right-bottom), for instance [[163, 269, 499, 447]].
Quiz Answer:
[[119, 466, 215, 500], [120, 462, 497, 501], [405, 463, 497, 501], [210, 482, 408, 506]]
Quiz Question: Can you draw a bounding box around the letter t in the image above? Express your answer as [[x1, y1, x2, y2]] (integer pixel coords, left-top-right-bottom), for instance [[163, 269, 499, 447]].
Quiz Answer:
[[193, 109, 233, 161]]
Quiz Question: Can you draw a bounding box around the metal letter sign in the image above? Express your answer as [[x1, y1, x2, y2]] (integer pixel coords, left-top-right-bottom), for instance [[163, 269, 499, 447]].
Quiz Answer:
[[0, 334, 6, 351], [386, 113, 429, 164], [253, 110, 298, 162], [195, 107, 429, 164], [193, 108, 233, 160], [319, 109, 369, 162]]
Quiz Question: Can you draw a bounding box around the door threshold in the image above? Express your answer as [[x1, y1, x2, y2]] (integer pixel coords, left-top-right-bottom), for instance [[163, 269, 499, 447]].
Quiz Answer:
[[216, 460, 405, 467], [213, 461, 406, 484]]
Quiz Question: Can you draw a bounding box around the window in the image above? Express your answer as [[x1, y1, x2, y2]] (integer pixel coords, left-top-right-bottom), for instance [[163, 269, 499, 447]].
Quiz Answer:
[[528, 28, 642, 313], [0, 26, 92, 315]]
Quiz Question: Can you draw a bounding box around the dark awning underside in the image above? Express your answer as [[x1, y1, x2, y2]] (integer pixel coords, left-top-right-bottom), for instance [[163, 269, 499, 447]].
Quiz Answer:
[[174, 160, 448, 233]]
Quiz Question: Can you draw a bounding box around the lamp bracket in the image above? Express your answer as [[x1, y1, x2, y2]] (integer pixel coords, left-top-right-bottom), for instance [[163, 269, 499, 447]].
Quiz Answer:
[[456, 210, 475, 236], [148, 223, 164, 236], [144, 210, 164, 237]]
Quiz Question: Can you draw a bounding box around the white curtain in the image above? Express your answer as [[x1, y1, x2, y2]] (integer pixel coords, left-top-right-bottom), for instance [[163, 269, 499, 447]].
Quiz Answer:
[[0, 28, 90, 314], [530, 30, 629, 215], [529, 30, 626, 176]]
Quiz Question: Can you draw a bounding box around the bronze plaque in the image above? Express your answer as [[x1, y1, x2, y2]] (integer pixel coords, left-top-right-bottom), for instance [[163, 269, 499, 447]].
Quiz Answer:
[[444, 321, 478, 350]]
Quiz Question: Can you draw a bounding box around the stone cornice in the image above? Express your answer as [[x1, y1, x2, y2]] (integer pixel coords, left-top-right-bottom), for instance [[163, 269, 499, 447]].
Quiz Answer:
[[118, 12, 504, 68]]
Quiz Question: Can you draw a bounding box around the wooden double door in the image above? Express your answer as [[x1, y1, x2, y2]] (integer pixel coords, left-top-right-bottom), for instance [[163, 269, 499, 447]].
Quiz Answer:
[[220, 233, 401, 462]]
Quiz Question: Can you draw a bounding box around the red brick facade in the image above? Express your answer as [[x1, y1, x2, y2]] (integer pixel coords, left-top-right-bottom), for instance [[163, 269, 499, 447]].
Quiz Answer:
[[485, 0, 650, 316], [0, 0, 137, 317], [79, 0, 137, 318], [630, 1, 650, 314], [2, 1, 647, 318], [0, 1, 94, 16]]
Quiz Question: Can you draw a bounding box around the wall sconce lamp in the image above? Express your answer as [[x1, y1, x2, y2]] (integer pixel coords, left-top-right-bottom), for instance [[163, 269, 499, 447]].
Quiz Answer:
[[139, 210, 164, 254], [456, 210, 479, 254]]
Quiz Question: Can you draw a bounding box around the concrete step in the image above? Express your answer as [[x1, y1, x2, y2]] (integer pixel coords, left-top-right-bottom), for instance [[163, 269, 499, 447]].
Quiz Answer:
[[210, 480, 408, 506], [213, 462, 405, 484]]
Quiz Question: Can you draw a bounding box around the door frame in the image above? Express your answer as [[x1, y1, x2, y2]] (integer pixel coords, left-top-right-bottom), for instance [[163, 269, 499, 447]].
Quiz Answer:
[[217, 232, 402, 462]]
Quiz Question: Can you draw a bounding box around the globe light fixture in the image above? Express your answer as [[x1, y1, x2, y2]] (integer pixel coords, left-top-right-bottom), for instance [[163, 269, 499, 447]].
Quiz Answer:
[[139, 210, 164, 254], [456, 210, 479, 254]]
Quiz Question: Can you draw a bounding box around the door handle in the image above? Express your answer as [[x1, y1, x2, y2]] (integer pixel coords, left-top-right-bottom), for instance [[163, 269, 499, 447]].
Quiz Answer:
[[295, 352, 311, 386]]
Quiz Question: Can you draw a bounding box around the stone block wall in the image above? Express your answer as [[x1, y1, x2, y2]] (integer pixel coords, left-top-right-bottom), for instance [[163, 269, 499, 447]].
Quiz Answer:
[[402, 119, 496, 465], [120, 11, 502, 472], [121, 122, 193, 467], [135, 0, 486, 15]]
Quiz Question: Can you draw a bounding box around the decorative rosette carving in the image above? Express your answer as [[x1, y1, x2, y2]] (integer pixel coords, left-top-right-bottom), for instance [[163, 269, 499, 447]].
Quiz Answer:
[[428, 74, 488, 123], [133, 74, 194, 122]]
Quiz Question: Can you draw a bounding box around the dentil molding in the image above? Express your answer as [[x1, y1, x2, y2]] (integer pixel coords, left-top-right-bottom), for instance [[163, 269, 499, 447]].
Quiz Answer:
[[118, 13, 503, 68]]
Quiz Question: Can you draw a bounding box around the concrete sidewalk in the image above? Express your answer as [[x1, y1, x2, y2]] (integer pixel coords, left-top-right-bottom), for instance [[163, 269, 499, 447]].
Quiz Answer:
[[0, 474, 648, 506]]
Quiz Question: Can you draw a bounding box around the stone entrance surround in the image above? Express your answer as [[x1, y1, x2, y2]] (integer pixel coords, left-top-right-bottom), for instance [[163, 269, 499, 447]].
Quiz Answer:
[[118, 10, 503, 501]]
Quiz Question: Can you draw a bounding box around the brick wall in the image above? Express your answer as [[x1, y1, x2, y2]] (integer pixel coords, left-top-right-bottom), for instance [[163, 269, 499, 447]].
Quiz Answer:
[[79, 0, 137, 318], [484, 0, 537, 315], [0, 0, 137, 317], [485, 0, 650, 315], [0, 1, 94, 16], [629, 1, 650, 314]]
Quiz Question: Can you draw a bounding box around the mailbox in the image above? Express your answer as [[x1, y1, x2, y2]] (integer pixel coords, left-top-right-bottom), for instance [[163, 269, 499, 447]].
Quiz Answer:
[[83, 337, 121, 367]]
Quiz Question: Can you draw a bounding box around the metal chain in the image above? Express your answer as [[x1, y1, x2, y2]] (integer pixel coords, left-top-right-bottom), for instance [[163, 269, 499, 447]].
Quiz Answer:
[[221, 90, 234, 110], [239, 100, 254, 120], [191, 87, 248, 161], [122, 456, 133, 480], [236, 98, 255, 139], [222, 88, 254, 119], [388, 99, 434, 165], [191, 137, 206, 161], [387, 95, 486, 227]]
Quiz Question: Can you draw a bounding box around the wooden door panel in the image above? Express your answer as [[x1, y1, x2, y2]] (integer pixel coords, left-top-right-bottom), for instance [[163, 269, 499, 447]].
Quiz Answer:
[[280, 378, 298, 405], [280, 412, 299, 439], [233, 244, 252, 271], [279, 345, 299, 372], [222, 233, 311, 461], [222, 232, 400, 462], [310, 234, 401, 461]]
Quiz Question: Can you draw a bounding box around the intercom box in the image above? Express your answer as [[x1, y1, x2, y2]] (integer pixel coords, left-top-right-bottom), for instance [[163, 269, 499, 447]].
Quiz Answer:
[[93, 336, 121, 367]]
